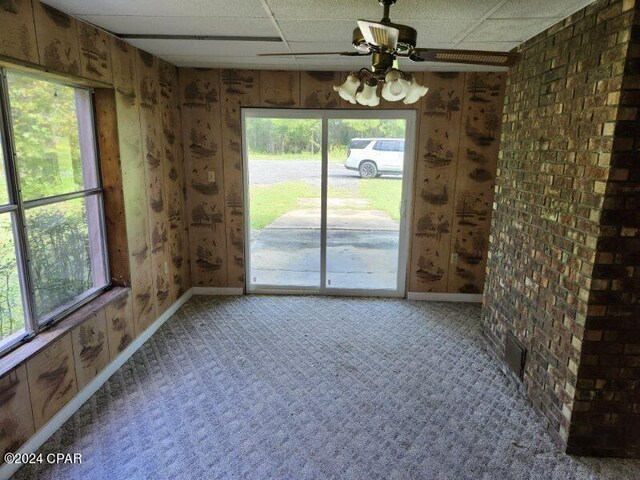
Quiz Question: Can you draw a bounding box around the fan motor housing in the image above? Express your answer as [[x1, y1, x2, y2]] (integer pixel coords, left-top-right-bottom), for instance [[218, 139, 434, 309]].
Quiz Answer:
[[352, 22, 417, 54]]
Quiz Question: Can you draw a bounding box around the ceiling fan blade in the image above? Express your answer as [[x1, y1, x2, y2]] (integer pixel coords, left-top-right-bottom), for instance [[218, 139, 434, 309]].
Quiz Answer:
[[257, 51, 369, 57], [357, 20, 399, 50], [410, 48, 519, 67]]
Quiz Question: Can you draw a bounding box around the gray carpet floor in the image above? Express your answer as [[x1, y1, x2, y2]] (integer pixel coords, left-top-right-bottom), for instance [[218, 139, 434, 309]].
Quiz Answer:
[[13, 295, 640, 479]]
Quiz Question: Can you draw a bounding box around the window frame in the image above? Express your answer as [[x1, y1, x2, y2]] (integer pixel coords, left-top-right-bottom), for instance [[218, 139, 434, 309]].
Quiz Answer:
[[0, 67, 111, 357]]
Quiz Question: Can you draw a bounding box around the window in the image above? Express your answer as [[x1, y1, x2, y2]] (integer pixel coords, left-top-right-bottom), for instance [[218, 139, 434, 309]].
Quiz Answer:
[[374, 140, 404, 152], [349, 139, 372, 150], [0, 69, 109, 356]]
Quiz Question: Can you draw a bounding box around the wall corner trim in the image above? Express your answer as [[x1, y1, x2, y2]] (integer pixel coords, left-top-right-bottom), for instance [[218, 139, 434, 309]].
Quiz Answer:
[[0, 289, 194, 480], [407, 292, 483, 303], [191, 287, 244, 296]]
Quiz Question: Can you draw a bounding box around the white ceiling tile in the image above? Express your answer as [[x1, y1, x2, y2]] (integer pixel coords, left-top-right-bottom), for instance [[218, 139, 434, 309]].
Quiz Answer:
[[464, 18, 562, 42], [44, 0, 594, 70], [492, 0, 595, 19], [265, 0, 499, 21], [126, 39, 288, 57], [77, 15, 278, 36], [42, 0, 268, 18], [410, 20, 479, 45], [277, 20, 358, 43], [279, 18, 473, 46]]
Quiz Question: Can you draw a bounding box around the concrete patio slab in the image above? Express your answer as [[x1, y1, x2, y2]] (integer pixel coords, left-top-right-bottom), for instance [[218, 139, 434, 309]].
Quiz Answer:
[[250, 209, 400, 290]]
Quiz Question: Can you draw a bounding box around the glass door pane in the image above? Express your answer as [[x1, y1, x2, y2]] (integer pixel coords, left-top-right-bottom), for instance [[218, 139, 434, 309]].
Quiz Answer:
[[326, 118, 407, 291], [246, 116, 322, 289]]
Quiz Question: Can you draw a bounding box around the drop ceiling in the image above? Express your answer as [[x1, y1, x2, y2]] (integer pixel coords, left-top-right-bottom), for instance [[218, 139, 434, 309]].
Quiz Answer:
[[42, 0, 595, 71]]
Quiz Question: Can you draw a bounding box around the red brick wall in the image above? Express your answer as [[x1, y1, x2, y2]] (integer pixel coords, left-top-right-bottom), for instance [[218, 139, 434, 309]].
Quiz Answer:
[[482, 0, 640, 457], [570, 0, 640, 457]]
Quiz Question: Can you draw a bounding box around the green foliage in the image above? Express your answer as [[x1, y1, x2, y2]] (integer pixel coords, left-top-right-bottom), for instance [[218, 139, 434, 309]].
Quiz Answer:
[[0, 73, 93, 342], [248, 145, 347, 164], [7, 72, 84, 200], [0, 203, 91, 339], [27, 201, 92, 318], [246, 118, 321, 156], [0, 217, 24, 339], [246, 118, 405, 158]]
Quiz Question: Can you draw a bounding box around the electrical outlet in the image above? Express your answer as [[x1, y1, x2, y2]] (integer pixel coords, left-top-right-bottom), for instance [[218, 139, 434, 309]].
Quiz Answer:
[[164, 261, 169, 274], [208, 170, 216, 183], [450, 253, 459, 264]]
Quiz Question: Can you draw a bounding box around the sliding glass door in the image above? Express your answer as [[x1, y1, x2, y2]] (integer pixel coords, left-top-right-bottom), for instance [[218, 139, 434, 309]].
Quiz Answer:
[[243, 109, 415, 297], [244, 116, 322, 288]]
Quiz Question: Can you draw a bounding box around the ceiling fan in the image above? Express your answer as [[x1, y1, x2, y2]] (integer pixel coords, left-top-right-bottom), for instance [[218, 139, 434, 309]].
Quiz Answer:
[[258, 0, 519, 106]]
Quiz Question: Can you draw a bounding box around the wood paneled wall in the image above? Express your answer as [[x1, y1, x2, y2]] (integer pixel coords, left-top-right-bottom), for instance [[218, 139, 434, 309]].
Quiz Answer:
[[0, 0, 191, 321], [0, 289, 132, 456], [179, 69, 505, 294], [0, 1, 189, 462]]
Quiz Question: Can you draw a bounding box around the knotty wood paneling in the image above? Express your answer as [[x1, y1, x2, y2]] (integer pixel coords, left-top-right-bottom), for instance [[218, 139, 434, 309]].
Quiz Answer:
[[220, 69, 260, 288], [110, 37, 155, 334], [105, 293, 134, 360], [137, 50, 171, 315], [260, 70, 299, 107], [448, 72, 505, 293], [26, 334, 77, 429], [32, 1, 80, 75], [409, 72, 466, 292], [0, 4, 193, 466], [0, 364, 35, 458], [0, 0, 38, 64], [300, 71, 340, 108], [180, 68, 228, 286], [159, 60, 190, 301], [182, 69, 504, 294], [78, 22, 112, 83], [71, 309, 109, 389], [95, 88, 130, 287]]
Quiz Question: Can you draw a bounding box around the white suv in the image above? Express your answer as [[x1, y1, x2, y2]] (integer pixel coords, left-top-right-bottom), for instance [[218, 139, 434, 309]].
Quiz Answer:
[[344, 138, 405, 178]]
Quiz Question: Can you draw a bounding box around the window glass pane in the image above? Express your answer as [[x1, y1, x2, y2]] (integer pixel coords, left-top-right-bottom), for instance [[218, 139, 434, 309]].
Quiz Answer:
[[375, 140, 392, 151], [25, 195, 107, 320], [6, 72, 98, 201], [0, 213, 26, 343], [349, 139, 370, 150], [0, 134, 8, 205]]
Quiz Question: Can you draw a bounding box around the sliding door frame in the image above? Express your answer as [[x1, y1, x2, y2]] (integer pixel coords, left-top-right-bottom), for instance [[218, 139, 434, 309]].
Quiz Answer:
[[241, 108, 416, 298]]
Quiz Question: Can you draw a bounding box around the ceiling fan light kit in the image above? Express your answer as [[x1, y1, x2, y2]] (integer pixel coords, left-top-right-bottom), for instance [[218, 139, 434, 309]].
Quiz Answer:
[[333, 73, 361, 104], [258, 0, 519, 107], [402, 76, 429, 105], [355, 80, 381, 107], [381, 69, 411, 101]]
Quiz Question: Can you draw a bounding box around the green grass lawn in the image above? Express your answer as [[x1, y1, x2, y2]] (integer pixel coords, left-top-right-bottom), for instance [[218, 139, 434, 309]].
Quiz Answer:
[[249, 182, 320, 230], [357, 179, 402, 222], [250, 178, 402, 230]]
